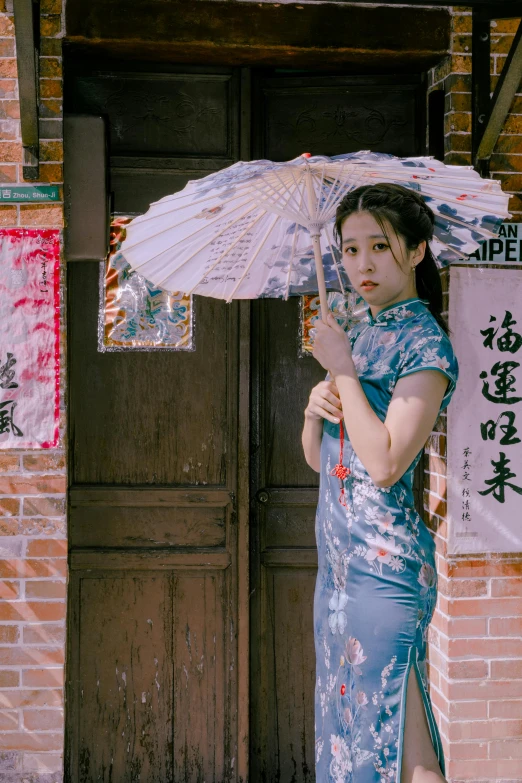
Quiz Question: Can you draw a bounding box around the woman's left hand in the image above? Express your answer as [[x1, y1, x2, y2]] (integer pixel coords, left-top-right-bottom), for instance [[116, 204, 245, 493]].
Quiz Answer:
[[312, 313, 354, 376]]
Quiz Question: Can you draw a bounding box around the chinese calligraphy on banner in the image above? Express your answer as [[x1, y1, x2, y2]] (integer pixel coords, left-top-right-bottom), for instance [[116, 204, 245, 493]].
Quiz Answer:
[[0, 229, 60, 449], [448, 266, 522, 553]]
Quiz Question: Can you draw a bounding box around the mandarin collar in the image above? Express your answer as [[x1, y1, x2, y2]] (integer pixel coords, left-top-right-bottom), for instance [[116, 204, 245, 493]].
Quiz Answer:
[[365, 297, 430, 326]]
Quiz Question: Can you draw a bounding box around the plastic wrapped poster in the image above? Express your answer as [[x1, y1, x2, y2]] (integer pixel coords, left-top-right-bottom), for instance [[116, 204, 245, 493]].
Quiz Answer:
[[0, 229, 60, 449], [299, 290, 366, 358], [98, 216, 194, 352]]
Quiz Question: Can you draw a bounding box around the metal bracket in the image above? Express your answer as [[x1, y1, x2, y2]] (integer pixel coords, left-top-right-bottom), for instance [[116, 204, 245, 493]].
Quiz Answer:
[[473, 8, 522, 176], [13, 0, 39, 180]]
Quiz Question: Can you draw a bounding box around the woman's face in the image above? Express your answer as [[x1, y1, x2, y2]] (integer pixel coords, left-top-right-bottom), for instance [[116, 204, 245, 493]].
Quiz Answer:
[[340, 210, 425, 314]]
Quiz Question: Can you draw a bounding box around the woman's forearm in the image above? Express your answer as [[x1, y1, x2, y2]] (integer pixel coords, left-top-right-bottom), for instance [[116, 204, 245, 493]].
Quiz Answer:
[[302, 411, 324, 472], [333, 363, 393, 487]]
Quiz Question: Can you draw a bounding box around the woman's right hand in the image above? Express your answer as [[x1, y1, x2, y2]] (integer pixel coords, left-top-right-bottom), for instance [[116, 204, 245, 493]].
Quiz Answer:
[[305, 381, 344, 424]]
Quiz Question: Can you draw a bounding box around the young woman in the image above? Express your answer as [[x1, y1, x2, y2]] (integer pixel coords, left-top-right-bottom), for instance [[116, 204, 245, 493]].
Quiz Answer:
[[302, 183, 458, 783]]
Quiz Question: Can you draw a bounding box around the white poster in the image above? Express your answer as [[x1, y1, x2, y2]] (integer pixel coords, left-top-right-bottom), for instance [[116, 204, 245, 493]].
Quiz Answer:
[[448, 266, 522, 554]]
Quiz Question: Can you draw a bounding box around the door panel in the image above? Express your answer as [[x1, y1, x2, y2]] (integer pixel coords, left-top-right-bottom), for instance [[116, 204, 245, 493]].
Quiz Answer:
[[249, 72, 426, 782], [65, 61, 243, 783]]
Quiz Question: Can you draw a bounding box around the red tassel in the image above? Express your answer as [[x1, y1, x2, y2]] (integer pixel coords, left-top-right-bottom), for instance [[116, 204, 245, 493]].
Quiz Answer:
[[330, 421, 350, 506]]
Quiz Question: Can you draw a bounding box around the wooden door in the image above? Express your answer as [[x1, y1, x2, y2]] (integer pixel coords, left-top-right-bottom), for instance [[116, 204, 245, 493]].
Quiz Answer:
[[65, 60, 426, 782], [248, 73, 426, 782], [65, 61, 250, 783]]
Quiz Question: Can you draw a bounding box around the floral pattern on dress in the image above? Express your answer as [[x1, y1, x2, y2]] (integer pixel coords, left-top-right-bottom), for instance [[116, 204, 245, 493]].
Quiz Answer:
[[314, 298, 457, 781]]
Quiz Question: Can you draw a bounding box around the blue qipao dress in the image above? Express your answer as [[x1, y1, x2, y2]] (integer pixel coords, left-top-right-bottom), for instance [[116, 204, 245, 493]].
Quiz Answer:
[[314, 297, 459, 783]]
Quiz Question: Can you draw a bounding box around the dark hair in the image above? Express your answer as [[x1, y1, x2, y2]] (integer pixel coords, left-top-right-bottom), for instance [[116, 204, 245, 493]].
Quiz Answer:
[[334, 182, 449, 335]]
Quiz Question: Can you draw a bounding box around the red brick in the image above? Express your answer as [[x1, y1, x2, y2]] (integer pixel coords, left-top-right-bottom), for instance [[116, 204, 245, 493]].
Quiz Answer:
[[23, 624, 64, 645], [489, 738, 522, 759], [0, 205, 16, 226], [22, 668, 63, 688], [39, 80, 62, 100], [40, 38, 62, 57], [0, 455, 19, 473], [0, 477, 66, 495], [489, 699, 522, 719], [449, 597, 522, 617], [0, 164, 16, 183], [492, 172, 522, 194], [0, 15, 14, 36], [451, 54, 472, 74], [40, 15, 61, 37], [0, 730, 62, 750], [0, 670, 19, 687], [35, 163, 63, 183], [25, 581, 65, 600], [447, 679, 522, 700], [491, 659, 522, 679], [0, 602, 65, 622], [22, 497, 65, 517], [0, 100, 19, 120], [494, 135, 522, 156], [449, 758, 522, 777], [451, 34, 471, 54], [449, 579, 488, 598], [0, 625, 18, 644], [491, 34, 517, 55], [0, 517, 19, 536], [23, 709, 63, 731], [448, 637, 522, 658], [447, 659, 488, 679], [0, 559, 66, 578], [492, 19, 522, 34], [490, 153, 522, 174], [0, 499, 20, 517], [445, 112, 472, 135], [0, 710, 18, 730], [39, 99, 62, 119], [0, 689, 62, 709], [491, 578, 522, 597], [0, 647, 63, 666], [39, 141, 63, 163], [448, 560, 522, 578], [0, 60, 17, 78], [19, 205, 63, 227], [0, 39, 14, 57], [22, 454, 65, 473], [39, 59, 62, 79], [448, 740, 488, 760], [21, 517, 66, 537], [452, 15, 472, 34], [0, 581, 19, 600], [0, 78, 17, 98], [26, 540, 66, 558], [448, 699, 488, 721]]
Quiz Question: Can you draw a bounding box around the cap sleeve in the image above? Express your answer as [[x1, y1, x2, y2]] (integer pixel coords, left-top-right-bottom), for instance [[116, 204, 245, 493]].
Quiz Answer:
[[397, 330, 459, 410]]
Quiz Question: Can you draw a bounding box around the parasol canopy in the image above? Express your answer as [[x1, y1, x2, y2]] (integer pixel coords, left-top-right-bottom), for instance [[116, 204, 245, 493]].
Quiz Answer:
[[118, 151, 511, 321]]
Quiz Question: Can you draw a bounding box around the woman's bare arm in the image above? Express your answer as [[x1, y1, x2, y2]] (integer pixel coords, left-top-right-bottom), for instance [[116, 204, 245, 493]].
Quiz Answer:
[[302, 380, 343, 472], [334, 366, 448, 487]]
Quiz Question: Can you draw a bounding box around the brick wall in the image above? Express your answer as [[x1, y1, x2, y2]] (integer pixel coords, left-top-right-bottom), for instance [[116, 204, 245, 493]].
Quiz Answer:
[[1, 1, 521, 781], [426, 8, 522, 780], [0, 0, 66, 780]]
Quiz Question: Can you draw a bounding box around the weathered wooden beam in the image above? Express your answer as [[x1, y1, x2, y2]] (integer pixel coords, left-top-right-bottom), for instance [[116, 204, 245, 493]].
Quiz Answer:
[[475, 19, 522, 175], [65, 0, 451, 71], [334, 0, 522, 14], [13, 0, 39, 180]]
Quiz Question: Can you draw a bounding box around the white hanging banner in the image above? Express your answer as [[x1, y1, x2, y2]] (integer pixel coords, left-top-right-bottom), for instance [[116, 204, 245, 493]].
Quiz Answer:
[[448, 266, 522, 554]]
